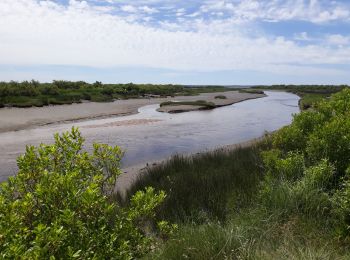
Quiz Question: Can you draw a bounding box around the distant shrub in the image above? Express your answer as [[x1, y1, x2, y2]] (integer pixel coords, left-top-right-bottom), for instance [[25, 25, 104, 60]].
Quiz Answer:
[[262, 88, 350, 236], [215, 95, 227, 99], [239, 89, 264, 94]]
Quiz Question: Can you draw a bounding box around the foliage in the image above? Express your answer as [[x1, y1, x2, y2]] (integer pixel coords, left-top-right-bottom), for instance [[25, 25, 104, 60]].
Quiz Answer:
[[261, 88, 350, 236], [0, 128, 166, 259], [130, 88, 350, 259], [252, 84, 346, 110], [0, 80, 231, 108]]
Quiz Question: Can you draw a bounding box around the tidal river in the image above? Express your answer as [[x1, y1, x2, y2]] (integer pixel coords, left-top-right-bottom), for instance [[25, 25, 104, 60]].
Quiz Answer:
[[0, 91, 299, 182]]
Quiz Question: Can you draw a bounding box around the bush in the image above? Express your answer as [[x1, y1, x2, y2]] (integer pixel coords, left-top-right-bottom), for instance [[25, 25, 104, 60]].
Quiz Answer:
[[260, 154, 333, 217], [0, 128, 166, 259]]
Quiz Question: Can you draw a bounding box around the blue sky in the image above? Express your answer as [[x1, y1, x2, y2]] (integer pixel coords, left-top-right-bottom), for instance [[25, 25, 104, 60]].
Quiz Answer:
[[0, 0, 349, 85]]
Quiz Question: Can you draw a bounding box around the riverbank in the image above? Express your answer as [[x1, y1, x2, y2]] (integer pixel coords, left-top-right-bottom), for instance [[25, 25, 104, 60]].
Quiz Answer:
[[117, 136, 266, 198], [121, 89, 350, 259], [0, 90, 263, 133]]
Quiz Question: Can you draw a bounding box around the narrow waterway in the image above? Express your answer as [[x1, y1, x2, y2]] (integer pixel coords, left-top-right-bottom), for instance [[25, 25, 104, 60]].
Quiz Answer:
[[0, 91, 299, 181]]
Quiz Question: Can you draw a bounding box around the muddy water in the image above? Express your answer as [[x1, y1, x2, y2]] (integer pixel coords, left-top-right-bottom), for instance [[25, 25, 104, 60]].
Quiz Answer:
[[0, 91, 299, 181]]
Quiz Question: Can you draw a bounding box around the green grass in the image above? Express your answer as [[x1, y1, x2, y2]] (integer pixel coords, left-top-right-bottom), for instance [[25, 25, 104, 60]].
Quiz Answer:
[[148, 210, 349, 260], [123, 134, 349, 259], [125, 142, 267, 223], [298, 93, 329, 110]]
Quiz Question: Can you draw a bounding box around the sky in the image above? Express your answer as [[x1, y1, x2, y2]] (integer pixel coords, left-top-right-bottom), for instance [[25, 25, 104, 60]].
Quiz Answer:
[[0, 0, 349, 85]]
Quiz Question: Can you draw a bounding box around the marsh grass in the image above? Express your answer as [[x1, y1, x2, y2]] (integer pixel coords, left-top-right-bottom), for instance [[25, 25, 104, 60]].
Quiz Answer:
[[125, 143, 266, 223], [123, 136, 349, 259], [148, 209, 349, 260]]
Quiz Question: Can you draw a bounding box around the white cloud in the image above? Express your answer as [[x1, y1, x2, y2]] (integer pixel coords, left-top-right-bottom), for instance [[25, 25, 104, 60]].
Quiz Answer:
[[139, 6, 158, 14], [120, 5, 137, 13], [199, 0, 350, 23], [294, 32, 312, 41], [0, 0, 349, 78], [326, 34, 350, 46]]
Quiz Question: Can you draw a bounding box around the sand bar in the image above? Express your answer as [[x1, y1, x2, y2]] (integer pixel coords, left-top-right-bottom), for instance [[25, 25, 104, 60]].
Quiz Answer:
[[0, 91, 265, 133]]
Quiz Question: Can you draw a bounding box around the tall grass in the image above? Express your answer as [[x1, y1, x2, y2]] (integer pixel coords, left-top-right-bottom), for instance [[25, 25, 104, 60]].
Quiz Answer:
[[148, 209, 349, 260], [123, 136, 349, 259], [125, 143, 267, 223]]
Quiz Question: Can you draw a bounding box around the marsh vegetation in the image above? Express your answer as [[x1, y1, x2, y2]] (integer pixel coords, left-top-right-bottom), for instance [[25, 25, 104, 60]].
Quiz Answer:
[[1, 86, 350, 258]]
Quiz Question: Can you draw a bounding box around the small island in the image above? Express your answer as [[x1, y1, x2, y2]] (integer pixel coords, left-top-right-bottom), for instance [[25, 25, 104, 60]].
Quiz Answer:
[[157, 91, 266, 113]]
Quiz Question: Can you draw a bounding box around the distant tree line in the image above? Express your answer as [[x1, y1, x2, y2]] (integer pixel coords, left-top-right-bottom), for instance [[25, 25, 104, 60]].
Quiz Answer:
[[0, 80, 187, 108]]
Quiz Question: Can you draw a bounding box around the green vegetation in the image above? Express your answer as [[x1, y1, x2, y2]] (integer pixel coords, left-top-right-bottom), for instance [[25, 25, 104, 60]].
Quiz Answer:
[[214, 95, 227, 99], [160, 100, 216, 109], [252, 85, 347, 110], [126, 88, 350, 259], [238, 89, 265, 95], [0, 128, 174, 259], [125, 145, 264, 223], [2, 85, 350, 258], [0, 80, 229, 108]]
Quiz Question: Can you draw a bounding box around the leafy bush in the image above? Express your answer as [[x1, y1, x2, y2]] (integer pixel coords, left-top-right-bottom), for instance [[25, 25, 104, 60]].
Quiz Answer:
[[0, 128, 166, 259], [262, 88, 350, 235]]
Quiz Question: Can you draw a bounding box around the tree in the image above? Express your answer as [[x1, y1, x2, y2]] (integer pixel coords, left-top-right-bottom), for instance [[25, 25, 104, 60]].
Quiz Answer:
[[0, 128, 167, 259]]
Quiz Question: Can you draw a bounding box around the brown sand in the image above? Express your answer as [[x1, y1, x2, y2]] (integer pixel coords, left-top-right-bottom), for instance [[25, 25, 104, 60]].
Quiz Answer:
[[82, 119, 162, 129], [0, 91, 265, 133]]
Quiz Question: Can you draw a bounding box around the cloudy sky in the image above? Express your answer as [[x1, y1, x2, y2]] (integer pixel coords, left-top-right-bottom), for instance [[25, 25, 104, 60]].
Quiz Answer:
[[0, 0, 349, 84]]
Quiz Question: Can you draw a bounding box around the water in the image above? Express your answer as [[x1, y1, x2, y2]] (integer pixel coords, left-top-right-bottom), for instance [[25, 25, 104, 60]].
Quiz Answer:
[[0, 91, 299, 181]]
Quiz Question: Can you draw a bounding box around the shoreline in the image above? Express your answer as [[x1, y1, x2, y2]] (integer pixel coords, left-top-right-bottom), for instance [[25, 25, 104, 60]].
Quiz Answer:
[[116, 135, 267, 198], [0, 91, 265, 133]]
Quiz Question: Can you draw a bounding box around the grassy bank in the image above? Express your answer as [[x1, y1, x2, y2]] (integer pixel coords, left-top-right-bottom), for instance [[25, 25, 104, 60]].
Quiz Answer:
[[125, 139, 349, 259], [251, 85, 347, 110], [0, 81, 229, 108], [124, 88, 350, 259], [125, 143, 266, 223]]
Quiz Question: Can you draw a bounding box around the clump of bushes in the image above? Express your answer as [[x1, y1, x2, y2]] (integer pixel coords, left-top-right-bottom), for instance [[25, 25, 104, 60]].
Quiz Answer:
[[0, 128, 172, 258], [261, 88, 350, 236]]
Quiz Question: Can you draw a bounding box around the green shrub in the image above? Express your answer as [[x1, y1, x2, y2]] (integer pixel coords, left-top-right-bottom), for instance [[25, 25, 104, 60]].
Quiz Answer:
[[307, 116, 350, 176], [260, 151, 333, 217], [332, 176, 350, 237], [0, 128, 166, 259]]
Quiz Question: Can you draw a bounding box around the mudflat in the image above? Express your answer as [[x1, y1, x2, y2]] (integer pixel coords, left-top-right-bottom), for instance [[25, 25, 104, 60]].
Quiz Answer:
[[0, 91, 264, 133]]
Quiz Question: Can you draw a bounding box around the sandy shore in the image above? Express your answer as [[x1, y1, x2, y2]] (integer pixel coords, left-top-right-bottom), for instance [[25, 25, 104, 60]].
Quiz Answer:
[[116, 136, 267, 198], [0, 91, 265, 133]]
